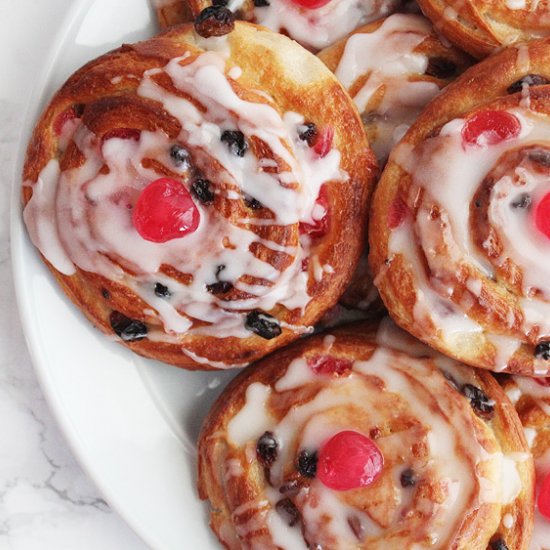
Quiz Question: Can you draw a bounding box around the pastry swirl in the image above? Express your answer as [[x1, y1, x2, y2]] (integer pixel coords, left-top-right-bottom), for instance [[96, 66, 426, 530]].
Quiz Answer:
[[22, 22, 375, 370], [370, 38, 550, 376], [198, 320, 534, 549], [153, 0, 408, 51], [417, 0, 550, 59]]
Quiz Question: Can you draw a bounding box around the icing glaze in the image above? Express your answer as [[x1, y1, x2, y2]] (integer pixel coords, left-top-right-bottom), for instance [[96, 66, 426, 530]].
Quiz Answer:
[[334, 14, 442, 163], [23, 48, 348, 359]]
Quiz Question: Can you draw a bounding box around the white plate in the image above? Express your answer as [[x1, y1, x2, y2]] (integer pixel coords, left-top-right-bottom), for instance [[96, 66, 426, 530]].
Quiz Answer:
[[10, 1, 238, 548]]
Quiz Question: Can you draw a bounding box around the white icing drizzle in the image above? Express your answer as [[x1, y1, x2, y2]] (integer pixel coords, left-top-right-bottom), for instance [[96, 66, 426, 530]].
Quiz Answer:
[[389, 107, 550, 370], [220, 329, 524, 548], [334, 14, 442, 162], [253, 0, 402, 51], [23, 49, 348, 358]]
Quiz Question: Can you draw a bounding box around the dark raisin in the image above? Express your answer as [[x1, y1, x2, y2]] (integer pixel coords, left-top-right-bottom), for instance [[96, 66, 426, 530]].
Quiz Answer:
[[298, 122, 318, 146], [461, 384, 494, 419], [212, 0, 228, 5], [73, 103, 85, 117], [296, 450, 318, 478], [154, 283, 171, 298], [244, 195, 262, 209], [194, 6, 235, 38], [400, 468, 417, 487], [510, 193, 531, 210], [347, 516, 364, 540], [507, 74, 550, 94], [425, 57, 457, 79], [257, 431, 278, 467], [169, 144, 190, 168], [191, 178, 215, 204], [254, 0, 270, 5], [101, 288, 110, 299], [535, 341, 550, 360], [221, 130, 247, 157], [279, 480, 300, 496], [489, 538, 509, 550], [442, 371, 459, 390], [528, 149, 550, 166], [275, 498, 300, 527], [206, 281, 233, 294], [475, 200, 482, 208], [245, 310, 282, 339], [109, 311, 148, 342]]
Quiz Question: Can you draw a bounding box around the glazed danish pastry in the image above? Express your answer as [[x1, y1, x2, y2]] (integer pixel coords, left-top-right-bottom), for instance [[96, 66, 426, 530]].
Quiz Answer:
[[153, 0, 408, 51], [370, 38, 550, 376], [500, 374, 550, 549], [318, 13, 472, 165], [22, 22, 375, 370], [198, 320, 534, 549], [416, 0, 550, 59]]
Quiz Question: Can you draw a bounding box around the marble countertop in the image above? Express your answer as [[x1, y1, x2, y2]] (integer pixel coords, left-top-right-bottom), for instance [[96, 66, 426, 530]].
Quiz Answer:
[[0, 1, 148, 548]]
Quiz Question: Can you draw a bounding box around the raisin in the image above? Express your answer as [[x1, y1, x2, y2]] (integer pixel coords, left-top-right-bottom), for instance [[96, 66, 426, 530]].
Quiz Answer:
[[529, 149, 550, 167], [257, 431, 278, 467], [489, 538, 509, 550], [154, 283, 171, 298], [245, 310, 282, 339], [170, 145, 190, 168], [191, 178, 215, 204], [535, 341, 550, 360], [101, 288, 110, 299], [212, 0, 228, 5], [400, 468, 417, 487], [461, 384, 494, 419], [425, 57, 457, 79], [194, 6, 235, 38], [221, 130, 247, 157], [110, 311, 148, 342], [275, 498, 300, 527], [254, 0, 270, 5], [296, 450, 318, 478], [206, 281, 233, 294], [348, 516, 364, 540], [244, 195, 262, 209], [510, 193, 531, 210], [298, 122, 318, 146]]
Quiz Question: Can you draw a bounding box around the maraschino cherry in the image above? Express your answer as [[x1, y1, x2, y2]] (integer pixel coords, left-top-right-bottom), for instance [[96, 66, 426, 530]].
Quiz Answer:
[[290, 0, 332, 9], [133, 178, 200, 243], [462, 110, 520, 147], [317, 430, 384, 491], [313, 126, 334, 158], [538, 472, 550, 519], [299, 186, 330, 238], [535, 192, 550, 240], [307, 355, 353, 376]]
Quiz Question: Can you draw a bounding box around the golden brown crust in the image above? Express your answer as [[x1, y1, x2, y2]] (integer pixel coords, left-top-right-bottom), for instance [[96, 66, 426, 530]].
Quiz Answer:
[[369, 38, 550, 376], [417, 0, 550, 59], [22, 22, 376, 370], [198, 320, 534, 549]]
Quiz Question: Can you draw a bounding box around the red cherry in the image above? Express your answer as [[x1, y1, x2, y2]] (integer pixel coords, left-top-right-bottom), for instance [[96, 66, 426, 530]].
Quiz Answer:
[[538, 472, 550, 519], [102, 128, 141, 144], [313, 126, 334, 158], [388, 196, 409, 229], [133, 178, 200, 243], [299, 186, 330, 238], [53, 106, 79, 136], [535, 377, 550, 387], [307, 355, 352, 376], [290, 0, 332, 9], [318, 431, 384, 491], [462, 111, 520, 147], [535, 192, 550, 240]]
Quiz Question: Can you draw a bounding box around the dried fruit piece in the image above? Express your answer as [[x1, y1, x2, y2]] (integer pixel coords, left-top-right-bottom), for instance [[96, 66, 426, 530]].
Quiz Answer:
[[462, 111, 520, 147]]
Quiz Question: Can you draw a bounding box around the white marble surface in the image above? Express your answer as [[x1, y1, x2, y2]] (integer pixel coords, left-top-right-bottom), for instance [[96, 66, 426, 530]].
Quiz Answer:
[[0, 1, 149, 548]]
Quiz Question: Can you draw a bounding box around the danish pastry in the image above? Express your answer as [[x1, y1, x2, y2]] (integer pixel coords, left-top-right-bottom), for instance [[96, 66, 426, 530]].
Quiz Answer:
[[153, 0, 408, 51], [416, 0, 550, 59], [318, 13, 472, 165], [370, 38, 550, 376], [500, 374, 550, 549], [22, 22, 375, 370], [198, 319, 534, 549]]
